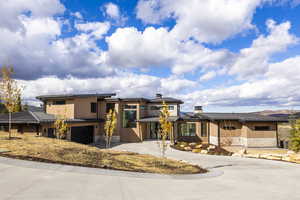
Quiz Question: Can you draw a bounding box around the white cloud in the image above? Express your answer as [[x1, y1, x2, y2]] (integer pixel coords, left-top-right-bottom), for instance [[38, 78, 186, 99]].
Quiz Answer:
[[106, 26, 233, 74], [105, 3, 120, 19], [75, 22, 110, 39], [20, 73, 198, 104], [137, 0, 262, 43], [199, 71, 217, 81], [0, 0, 65, 31], [230, 20, 299, 79], [180, 56, 300, 109]]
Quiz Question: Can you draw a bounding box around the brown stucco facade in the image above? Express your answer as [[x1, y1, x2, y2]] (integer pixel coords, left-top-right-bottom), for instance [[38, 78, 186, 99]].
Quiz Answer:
[[0, 93, 282, 147]]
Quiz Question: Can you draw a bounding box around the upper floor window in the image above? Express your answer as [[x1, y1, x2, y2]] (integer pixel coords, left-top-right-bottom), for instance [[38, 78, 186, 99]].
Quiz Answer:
[[254, 126, 271, 131], [223, 126, 236, 130], [106, 103, 115, 113], [179, 123, 196, 137], [123, 104, 137, 128], [150, 105, 175, 110], [140, 105, 147, 110], [53, 100, 65, 105], [90, 102, 97, 113]]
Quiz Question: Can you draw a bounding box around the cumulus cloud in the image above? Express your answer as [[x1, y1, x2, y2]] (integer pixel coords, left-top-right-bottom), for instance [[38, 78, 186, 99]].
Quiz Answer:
[[180, 56, 300, 109], [136, 0, 262, 43], [104, 2, 126, 25], [0, 0, 65, 31], [230, 20, 299, 79], [199, 71, 217, 81], [20, 73, 198, 104], [75, 22, 110, 39], [106, 26, 233, 74], [0, 1, 114, 79]]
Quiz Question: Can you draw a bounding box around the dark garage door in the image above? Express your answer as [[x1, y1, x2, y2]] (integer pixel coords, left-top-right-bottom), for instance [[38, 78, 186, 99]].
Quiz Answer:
[[71, 126, 94, 144]]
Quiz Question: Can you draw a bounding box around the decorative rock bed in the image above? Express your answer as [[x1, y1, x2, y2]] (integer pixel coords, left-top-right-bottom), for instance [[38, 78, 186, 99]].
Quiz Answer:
[[240, 152, 300, 164], [171, 142, 233, 156], [172, 142, 300, 164]]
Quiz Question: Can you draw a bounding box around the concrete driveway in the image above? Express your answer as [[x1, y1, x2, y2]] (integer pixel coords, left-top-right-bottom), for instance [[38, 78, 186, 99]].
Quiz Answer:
[[0, 141, 299, 200]]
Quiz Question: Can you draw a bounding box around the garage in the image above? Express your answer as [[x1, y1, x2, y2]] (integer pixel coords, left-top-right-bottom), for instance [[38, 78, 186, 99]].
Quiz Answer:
[[71, 126, 94, 144]]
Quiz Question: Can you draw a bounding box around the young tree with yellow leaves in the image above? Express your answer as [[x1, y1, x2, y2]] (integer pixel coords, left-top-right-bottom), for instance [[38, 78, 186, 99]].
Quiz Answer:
[[289, 119, 300, 152], [0, 66, 22, 139], [159, 101, 172, 158], [54, 115, 68, 139], [104, 109, 117, 148]]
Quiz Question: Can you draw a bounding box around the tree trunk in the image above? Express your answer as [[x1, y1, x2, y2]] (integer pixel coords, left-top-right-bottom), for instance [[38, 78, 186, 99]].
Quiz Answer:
[[8, 111, 11, 139]]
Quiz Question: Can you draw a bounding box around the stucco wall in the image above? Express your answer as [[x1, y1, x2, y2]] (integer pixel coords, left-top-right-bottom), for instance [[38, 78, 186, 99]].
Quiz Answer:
[[74, 97, 98, 119], [46, 99, 75, 119]]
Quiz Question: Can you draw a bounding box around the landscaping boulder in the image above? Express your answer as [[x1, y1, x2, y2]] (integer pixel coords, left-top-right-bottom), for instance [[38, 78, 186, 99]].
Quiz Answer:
[[189, 142, 197, 147], [239, 148, 247, 155], [194, 144, 202, 149], [192, 149, 201, 153], [266, 155, 282, 161], [184, 146, 192, 151], [232, 153, 242, 157], [200, 150, 208, 154], [282, 156, 292, 162], [287, 150, 296, 155]]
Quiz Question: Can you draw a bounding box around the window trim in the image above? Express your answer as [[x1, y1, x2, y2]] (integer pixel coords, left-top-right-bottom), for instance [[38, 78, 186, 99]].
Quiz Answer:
[[254, 126, 271, 131], [122, 104, 137, 128], [90, 102, 97, 113], [179, 122, 196, 137], [53, 100, 66, 105]]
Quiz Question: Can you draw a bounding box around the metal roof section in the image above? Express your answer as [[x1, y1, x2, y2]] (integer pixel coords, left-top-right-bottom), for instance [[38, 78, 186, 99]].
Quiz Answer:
[[0, 111, 39, 124], [138, 116, 180, 122], [149, 97, 184, 104], [36, 93, 116, 100], [199, 113, 288, 122]]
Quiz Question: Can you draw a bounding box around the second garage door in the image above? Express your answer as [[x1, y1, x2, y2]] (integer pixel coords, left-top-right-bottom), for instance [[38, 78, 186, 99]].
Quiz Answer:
[[71, 126, 94, 144]]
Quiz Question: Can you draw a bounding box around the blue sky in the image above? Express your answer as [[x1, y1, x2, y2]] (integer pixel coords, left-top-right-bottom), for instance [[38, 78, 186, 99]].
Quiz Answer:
[[1, 0, 300, 112]]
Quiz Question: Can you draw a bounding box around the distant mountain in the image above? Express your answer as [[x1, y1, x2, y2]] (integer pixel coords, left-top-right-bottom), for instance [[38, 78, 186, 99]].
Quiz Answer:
[[252, 110, 300, 120]]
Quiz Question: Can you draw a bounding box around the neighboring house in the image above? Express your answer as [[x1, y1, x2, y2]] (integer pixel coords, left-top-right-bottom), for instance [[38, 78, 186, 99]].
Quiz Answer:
[[0, 93, 288, 147]]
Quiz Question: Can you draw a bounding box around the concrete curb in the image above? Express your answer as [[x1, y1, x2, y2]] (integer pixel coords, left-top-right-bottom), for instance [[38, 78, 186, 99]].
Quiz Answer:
[[0, 156, 223, 180]]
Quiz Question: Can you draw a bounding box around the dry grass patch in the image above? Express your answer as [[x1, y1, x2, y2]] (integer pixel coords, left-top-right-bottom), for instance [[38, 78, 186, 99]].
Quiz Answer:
[[0, 133, 206, 174]]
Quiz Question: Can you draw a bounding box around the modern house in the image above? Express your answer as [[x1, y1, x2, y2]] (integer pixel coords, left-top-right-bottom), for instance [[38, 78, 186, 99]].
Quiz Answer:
[[0, 93, 288, 147]]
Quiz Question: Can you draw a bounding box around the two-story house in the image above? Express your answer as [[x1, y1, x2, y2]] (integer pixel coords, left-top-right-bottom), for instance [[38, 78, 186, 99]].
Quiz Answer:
[[0, 93, 288, 147]]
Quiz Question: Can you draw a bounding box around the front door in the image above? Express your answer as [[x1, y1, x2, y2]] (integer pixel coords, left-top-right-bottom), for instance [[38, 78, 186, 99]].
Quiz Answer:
[[149, 122, 160, 139]]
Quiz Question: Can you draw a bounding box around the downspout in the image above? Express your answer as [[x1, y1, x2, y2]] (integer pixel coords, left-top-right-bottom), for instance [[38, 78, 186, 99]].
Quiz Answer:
[[276, 122, 279, 147], [208, 120, 210, 144], [217, 121, 221, 146]]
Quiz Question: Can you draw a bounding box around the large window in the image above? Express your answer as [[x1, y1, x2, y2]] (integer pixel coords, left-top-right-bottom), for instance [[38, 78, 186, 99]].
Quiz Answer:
[[254, 126, 271, 131], [179, 123, 196, 136], [90, 102, 97, 113], [106, 103, 115, 113], [201, 122, 207, 137], [150, 105, 175, 110], [223, 126, 236, 130], [123, 105, 137, 128], [53, 100, 65, 105]]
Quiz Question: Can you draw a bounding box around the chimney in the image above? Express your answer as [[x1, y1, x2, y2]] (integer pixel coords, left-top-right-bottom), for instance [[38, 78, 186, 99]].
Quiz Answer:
[[194, 106, 203, 114], [156, 93, 162, 98]]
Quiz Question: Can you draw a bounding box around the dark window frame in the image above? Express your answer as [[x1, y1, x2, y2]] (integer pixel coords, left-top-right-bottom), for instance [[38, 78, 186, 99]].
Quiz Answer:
[[201, 121, 207, 137], [223, 126, 236, 130], [53, 100, 66, 105], [254, 126, 271, 131], [106, 103, 115, 113], [90, 102, 97, 113], [122, 104, 137, 128], [179, 123, 196, 137]]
